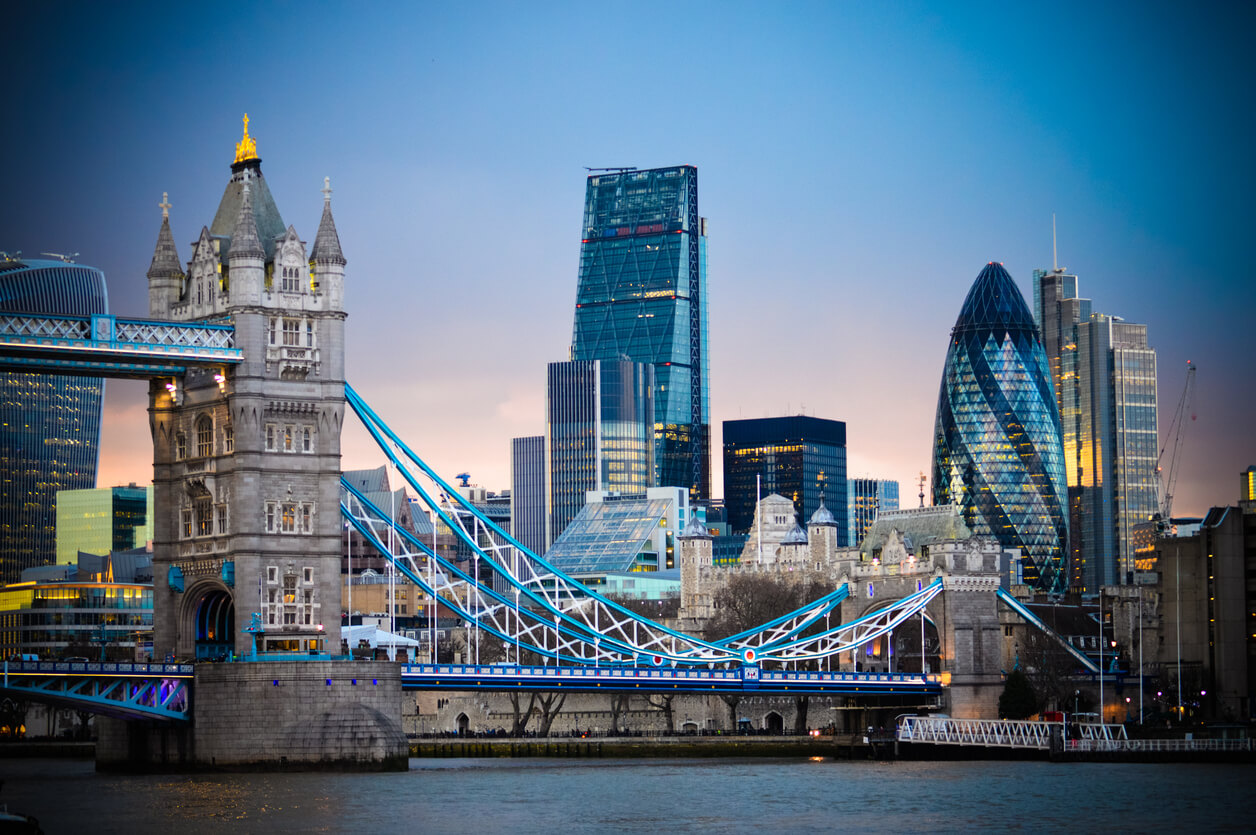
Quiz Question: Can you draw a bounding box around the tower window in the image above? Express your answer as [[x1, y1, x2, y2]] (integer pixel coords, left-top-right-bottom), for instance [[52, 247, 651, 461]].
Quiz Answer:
[[268, 318, 277, 346], [306, 321, 315, 347], [284, 426, 293, 452], [283, 319, 300, 346], [196, 415, 213, 458], [223, 424, 234, 453], [175, 433, 187, 460], [302, 427, 312, 453], [265, 424, 276, 451]]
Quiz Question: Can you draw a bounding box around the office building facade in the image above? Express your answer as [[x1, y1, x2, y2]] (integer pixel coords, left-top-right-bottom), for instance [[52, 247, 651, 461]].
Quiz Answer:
[[510, 436, 545, 555], [933, 263, 1069, 593], [723, 416, 848, 542], [571, 165, 710, 501], [545, 359, 654, 547], [847, 478, 899, 547], [1034, 268, 1159, 590], [0, 258, 108, 584], [55, 484, 153, 565]]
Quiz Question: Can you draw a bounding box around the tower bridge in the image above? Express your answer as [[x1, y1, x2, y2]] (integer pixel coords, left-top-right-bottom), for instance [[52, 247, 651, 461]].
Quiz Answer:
[[0, 119, 1099, 769]]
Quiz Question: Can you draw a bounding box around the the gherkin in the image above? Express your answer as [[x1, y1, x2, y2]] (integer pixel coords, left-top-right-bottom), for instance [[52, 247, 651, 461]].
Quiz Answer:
[[932, 263, 1069, 592]]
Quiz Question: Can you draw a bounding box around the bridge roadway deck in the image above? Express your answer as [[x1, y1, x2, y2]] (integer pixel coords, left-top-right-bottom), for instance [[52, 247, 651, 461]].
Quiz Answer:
[[2, 661, 194, 722], [402, 663, 944, 696]]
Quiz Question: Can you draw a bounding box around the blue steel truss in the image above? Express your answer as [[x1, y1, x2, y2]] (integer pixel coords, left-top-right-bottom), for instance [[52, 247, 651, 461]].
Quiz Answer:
[[1, 660, 193, 722], [0, 312, 241, 378], [343, 383, 943, 668]]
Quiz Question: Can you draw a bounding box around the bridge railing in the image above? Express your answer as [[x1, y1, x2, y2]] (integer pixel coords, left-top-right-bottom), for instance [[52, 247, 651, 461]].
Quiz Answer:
[[897, 715, 1126, 749], [3, 660, 194, 677], [1067, 737, 1253, 753]]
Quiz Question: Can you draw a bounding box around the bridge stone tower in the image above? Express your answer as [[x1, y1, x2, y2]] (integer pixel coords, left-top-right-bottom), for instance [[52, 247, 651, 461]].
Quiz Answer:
[[149, 117, 346, 659]]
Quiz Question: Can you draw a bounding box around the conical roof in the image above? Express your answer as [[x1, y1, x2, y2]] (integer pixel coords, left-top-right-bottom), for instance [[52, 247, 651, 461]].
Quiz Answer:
[[147, 215, 182, 279], [229, 182, 264, 260], [311, 178, 346, 266], [953, 262, 1037, 337], [809, 498, 837, 527], [209, 163, 285, 261], [781, 521, 808, 545], [679, 515, 711, 539]]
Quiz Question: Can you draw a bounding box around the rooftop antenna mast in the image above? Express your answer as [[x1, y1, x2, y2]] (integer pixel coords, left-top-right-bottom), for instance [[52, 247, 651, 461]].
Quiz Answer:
[[1052, 214, 1058, 272]]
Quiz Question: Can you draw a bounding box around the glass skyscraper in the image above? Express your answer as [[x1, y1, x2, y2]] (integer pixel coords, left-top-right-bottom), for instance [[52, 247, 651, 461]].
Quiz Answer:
[[1034, 268, 1159, 590], [847, 478, 899, 547], [932, 263, 1069, 592], [55, 484, 152, 565], [571, 166, 710, 501], [722, 416, 848, 542], [0, 258, 107, 584], [510, 435, 546, 556], [545, 359, 654, 547]]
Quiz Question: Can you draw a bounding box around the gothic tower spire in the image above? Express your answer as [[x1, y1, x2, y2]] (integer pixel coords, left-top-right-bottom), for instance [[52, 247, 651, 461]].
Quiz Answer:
[[147, 191, 183, 318]]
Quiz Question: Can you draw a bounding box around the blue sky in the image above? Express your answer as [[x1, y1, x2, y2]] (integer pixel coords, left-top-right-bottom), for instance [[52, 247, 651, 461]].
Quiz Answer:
[[4, 1, 1253, 516]]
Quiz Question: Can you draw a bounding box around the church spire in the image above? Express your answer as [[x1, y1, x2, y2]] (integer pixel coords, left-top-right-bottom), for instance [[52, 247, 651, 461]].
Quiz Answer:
[[147, 191, 182, 279], [311, 176, 346, 266], [230, 182, 264, 260]]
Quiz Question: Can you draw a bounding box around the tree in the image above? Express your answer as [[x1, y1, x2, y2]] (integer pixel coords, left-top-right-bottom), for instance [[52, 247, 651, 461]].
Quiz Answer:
[[609, 694, 631, 735], [535, 692, 566, 737], [719, 693, 742, 731], [646, 693, 675, 733], [999, 668, 1038, 720], [706, 575, 832, 734], [508, 692, 537, 736], [1020, 628, 1086, 714]]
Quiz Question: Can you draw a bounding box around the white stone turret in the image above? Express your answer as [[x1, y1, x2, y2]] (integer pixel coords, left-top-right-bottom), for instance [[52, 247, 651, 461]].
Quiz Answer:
[[310, 177, 346, 311], [147, 192, 183, 319], [678, 516, 714, 620]]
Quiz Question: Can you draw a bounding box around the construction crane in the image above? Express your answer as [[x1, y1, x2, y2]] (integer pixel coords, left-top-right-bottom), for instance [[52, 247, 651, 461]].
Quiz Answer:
[[455, 473, 471, 488], [1155, 361, 1197, 525]]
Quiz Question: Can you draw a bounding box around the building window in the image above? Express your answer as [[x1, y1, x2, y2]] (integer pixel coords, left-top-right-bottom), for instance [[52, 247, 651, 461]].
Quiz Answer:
[[223, 424, 234, 453], [216, 505, 228, 535], [266, 503, 276, 533], [284, 426, 293, 452], [265, 424, 276, 451], [195, 497, 212, 536], [282, 265, 301, 293], [196, 415, 213, 458], [283, 319, 300, 346], [302, 427, 312, 453], [268, 317, 277, 346], [181, 509, 192, 539], [281, 503, 296, 533], [175, 433, 187, 460], [303, 567, 313, 584], [283, 573, 297, 603], [306, 321, 314, 347], [301, 504, 311, 533], [267, 566, 278, 583]]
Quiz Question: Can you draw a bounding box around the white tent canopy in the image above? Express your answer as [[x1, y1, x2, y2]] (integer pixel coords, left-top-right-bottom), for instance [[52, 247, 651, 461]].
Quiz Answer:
[[342, 623, 421, 649]]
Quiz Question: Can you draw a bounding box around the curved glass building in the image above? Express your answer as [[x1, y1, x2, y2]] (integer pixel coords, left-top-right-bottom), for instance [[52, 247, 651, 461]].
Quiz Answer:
[[0, 258, 107, 583], [932, 263, 1068, 592]]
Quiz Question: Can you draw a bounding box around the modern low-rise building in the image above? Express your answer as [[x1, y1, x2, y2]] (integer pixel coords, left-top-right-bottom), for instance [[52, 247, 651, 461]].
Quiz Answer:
[[55, 484, 153, 566]]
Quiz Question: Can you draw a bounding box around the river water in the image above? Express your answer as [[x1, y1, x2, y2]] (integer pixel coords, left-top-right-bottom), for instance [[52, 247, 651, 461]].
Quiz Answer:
[[1, 756, 1251, 833]]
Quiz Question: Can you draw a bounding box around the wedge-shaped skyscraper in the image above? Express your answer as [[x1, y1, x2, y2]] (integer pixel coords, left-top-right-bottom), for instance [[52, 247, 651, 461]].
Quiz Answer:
[[932, 262, 1069, 592]]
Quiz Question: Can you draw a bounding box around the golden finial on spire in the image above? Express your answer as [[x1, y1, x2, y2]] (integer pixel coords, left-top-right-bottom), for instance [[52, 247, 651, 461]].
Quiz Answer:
[[233, 113, 259, 164]]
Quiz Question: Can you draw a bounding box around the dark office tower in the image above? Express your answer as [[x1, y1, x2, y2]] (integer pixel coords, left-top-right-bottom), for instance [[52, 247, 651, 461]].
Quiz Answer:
[[722, 416, 848, 542], [0, 258, 107, 583], [933, 263, 1069, 593], [1034, 266, 1159, 591], [571, 166, 709, 502], [510, 436, 545, 556], [545, 359, 654, 547]]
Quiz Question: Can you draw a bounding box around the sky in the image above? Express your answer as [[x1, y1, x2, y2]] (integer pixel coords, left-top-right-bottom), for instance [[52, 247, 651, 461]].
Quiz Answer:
[[3, 1, 1253, 518]]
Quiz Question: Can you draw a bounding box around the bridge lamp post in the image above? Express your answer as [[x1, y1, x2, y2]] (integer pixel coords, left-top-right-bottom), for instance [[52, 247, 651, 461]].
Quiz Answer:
[[553, 616, 561, 667]]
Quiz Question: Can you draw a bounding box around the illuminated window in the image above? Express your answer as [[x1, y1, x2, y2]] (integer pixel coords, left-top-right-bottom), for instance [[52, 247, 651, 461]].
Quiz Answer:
[[181, 509, 192, 539], [195, 497, 212, 536], [281, 503, 296, 533], [284, 426, 293, 452]]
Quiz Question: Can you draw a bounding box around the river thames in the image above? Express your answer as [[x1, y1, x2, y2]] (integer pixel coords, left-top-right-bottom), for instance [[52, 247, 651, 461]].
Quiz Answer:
[[2, 757, 1251, 833]]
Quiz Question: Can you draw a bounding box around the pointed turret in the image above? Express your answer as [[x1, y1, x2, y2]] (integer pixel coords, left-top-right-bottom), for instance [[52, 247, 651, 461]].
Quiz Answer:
[[148, 192, 184, 318], [311, 177, 346, 266], [310, 177, 347, 309], [230, 182, 265, 260]]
